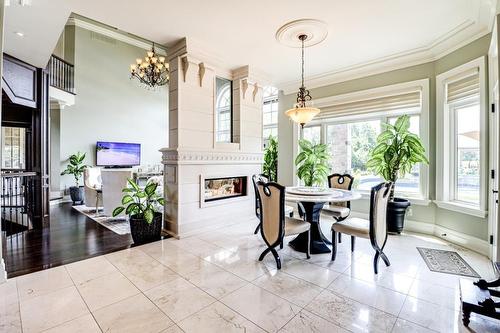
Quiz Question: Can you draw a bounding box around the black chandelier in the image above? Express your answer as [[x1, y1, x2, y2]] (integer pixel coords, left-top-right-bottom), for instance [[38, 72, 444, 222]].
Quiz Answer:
[[130, 43, 169, 88]]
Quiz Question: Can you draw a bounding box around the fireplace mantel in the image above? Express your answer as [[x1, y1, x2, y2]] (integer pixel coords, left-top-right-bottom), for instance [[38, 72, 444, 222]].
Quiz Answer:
[[161, 148, 263, 165]]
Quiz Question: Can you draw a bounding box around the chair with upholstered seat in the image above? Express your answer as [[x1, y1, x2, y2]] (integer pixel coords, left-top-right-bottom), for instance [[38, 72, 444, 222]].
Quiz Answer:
[[331, 182, 393, 274], [323, 173, 354, 245], [252, 174, 293, 235], [256, 181, 310, 269]]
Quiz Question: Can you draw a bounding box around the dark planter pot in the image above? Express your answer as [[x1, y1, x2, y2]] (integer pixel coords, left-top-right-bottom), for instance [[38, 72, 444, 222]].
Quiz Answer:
[[387, 198, 411, 234], [129, 212, 162, 244], [69, 186, 84, 205]]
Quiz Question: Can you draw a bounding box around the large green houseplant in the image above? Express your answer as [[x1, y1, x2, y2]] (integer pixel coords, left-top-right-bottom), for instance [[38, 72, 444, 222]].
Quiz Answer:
[[61, 152, 87, 204], [263, 135, 278, 181], [295, 139, 330, 186], [113, 178, 165, 244], [366, 115, 429, 233]]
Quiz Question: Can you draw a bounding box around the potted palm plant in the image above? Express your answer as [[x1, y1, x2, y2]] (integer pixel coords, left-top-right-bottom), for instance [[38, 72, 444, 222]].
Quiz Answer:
[[263, 135, 278, 181], [113, 179, 165, 244], [61, 152, 87, 204], [295, 139, 330, 186], [366, 115, 429, 233]]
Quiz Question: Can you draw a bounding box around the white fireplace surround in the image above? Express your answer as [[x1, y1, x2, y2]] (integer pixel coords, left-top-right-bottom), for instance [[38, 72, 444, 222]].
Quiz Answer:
[[160, 39, 265, 238]]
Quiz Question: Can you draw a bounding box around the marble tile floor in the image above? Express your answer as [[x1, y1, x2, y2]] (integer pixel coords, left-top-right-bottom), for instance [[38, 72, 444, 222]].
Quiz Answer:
[[1, 218, 499, 333]]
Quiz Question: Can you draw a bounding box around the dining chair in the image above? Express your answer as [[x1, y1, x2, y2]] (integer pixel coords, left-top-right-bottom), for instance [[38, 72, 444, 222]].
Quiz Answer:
[[252, 174, 294, 235], [324, 173, 354, 245], [331, 182, 393, 274], [256, 181, 311, 269]]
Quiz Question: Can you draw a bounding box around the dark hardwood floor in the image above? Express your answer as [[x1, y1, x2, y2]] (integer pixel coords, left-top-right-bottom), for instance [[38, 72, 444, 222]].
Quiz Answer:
[[2, 202, 134, 278]]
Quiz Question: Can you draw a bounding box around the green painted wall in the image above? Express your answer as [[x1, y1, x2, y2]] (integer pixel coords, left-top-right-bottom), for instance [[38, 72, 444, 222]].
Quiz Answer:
[[278, 34, 492, 240]]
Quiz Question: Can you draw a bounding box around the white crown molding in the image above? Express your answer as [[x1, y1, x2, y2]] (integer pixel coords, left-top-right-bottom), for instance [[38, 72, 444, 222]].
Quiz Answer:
[[66, 17, 166, 54], [278, 19, 492, 94]]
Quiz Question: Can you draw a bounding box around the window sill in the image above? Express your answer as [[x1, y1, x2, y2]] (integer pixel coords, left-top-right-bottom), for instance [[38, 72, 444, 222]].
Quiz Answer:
[[434, 200, 488, 218], [356, 191, 430, 206]]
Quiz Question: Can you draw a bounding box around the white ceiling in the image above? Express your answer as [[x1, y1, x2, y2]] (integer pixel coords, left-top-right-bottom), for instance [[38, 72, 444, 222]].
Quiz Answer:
[[4, 0, 497, 90]]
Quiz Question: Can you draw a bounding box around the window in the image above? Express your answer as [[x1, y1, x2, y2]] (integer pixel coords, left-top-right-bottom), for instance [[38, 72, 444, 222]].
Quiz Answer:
[[263, 86, 278, 148], [2, 127, 26, 169], [436, 57, 486, 217], [302, 125, 321, 145], [454, 102, 480, 204], [326, 120, 382, 191], [293, 79, 429, 199], [215, 77, 232, 143]]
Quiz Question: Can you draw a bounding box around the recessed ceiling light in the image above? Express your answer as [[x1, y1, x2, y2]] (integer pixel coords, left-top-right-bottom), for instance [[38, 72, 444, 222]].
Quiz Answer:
[[15, 31, 24, 37]]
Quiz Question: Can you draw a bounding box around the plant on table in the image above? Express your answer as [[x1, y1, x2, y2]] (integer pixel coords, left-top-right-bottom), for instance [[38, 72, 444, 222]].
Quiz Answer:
[[295, 139, 330, 186], [263, 135, 278, 181]]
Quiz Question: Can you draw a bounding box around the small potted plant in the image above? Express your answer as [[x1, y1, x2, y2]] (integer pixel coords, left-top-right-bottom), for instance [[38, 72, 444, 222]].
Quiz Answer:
[[263, 135, 278, 181], [61, 152, 87, 205], [295, 139, 330, 186], [366, 115, 429, 233], [113, 178, 165, 244]]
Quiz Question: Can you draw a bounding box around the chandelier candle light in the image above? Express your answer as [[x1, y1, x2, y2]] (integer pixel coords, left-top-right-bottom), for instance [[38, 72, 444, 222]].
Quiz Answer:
[[285, 34, 320, 127], [130, 43, 169, 88]]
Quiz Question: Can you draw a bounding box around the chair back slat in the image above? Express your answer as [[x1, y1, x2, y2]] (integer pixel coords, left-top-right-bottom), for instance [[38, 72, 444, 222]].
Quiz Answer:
[[327, 173, 354, 207], [252, 174, 269, 218], [369, 182, 393, 249], [256, 182, 284, 247]]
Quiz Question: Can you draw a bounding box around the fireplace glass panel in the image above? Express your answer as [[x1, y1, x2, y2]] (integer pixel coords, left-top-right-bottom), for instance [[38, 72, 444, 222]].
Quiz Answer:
[[204, 176, 247, 202]]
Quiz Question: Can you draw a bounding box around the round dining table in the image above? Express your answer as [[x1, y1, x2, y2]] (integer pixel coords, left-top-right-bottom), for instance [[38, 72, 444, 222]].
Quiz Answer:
[[285, 187, 362, 254]]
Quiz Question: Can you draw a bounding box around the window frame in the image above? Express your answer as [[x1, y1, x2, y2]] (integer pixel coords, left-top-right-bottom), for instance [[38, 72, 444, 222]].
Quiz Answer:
[[215, 76, 233, 144], [262, 86, 279, 148], [293, 79, 430, 204], [435, 57, 487, 218]]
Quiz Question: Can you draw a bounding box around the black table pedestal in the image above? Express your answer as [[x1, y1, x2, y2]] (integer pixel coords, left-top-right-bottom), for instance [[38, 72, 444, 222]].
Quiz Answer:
[[288, 201, 331, 254]]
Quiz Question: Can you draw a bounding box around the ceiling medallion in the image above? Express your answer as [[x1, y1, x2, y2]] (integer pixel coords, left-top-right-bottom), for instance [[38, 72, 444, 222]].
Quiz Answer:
[[130, 43, 169, 88], [275, 19, 328, 48]]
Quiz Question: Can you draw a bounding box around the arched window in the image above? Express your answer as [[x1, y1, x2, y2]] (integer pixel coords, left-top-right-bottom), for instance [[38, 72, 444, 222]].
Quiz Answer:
[[216, 77, 232, 142]]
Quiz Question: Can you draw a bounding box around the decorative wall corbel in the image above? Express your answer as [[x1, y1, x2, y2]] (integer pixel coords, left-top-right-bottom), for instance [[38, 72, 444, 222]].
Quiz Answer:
[[198, 63, 206, 87], [252, 83, 259, 102], [241, 79, 249, 99], [181, 56, 189, 82]]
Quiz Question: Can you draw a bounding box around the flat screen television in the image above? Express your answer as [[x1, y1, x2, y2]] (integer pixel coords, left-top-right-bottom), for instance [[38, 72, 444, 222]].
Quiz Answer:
[[96, 141, 141, 168]]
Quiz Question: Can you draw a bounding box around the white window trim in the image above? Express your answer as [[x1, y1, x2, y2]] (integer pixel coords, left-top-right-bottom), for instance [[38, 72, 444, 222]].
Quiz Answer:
[[292, 78, 430, 201], [435, 57, 488, 218]]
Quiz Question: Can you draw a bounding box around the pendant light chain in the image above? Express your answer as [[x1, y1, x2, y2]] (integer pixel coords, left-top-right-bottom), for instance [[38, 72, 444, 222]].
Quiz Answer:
[[301, 35, 305, 89]]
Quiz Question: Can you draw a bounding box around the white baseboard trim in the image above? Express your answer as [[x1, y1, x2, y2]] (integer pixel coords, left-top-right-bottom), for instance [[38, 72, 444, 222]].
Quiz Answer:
[[349, 211, 490, 257]]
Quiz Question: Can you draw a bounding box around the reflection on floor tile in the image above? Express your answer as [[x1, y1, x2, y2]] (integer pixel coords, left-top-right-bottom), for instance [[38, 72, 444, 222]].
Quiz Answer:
[[4, 221, 496, 333]]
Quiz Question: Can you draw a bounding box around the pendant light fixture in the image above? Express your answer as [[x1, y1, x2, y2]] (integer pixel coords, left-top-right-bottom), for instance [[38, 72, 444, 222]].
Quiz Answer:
[[285, 34, 320, 127], [130, 43, 169, 88]]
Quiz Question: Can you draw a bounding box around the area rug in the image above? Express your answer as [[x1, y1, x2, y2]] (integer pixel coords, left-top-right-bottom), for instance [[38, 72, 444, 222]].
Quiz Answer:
[[417, 247, 480, 278], [72, 205, 130, 235]]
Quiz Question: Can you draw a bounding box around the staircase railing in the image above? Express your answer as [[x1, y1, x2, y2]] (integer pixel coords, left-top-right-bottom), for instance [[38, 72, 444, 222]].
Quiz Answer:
[[1, 170, 36, 236], [48, 55, 75, 94]]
